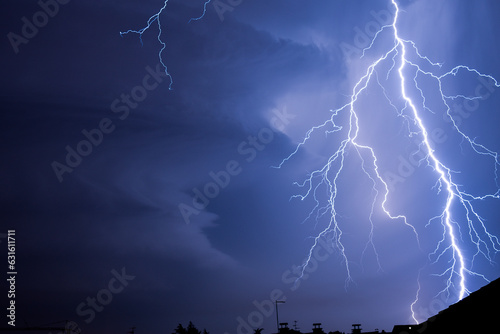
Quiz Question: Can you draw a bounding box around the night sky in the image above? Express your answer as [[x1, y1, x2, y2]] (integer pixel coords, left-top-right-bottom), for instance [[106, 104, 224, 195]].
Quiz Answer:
[[2, 1, 500, 334]]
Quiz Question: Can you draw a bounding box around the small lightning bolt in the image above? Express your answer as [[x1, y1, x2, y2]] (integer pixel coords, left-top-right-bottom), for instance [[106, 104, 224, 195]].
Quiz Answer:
[[119, 0, 173, 90], [277, 0, 500, 323], [120, 1, 213, 89], [188, 0, 213, 23]]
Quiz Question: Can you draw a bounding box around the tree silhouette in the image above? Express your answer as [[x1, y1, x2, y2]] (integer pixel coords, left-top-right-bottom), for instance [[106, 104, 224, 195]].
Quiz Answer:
[[173, 324, 187, 334], [187, 322, 201, 334], [254, 328, 264, 334], [172, 322, 208, 334]]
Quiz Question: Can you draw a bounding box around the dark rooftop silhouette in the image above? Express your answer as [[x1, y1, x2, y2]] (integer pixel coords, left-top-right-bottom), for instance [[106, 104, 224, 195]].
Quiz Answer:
[[392, 277, 500, 334], [1, 278, 498, 334]]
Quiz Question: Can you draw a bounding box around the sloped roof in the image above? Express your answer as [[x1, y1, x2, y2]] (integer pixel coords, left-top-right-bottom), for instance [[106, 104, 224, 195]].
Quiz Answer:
[[393, 277, 500, 334]]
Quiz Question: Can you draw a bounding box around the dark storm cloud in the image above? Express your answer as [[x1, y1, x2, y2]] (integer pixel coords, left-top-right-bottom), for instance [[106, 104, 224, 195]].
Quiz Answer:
[[1, 1, 340, 333], [2, 1, 500, 334]]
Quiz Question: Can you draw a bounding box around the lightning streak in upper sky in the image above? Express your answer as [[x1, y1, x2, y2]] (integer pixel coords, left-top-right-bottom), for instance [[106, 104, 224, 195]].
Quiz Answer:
[[119, 0, 213, 90], [277, 0, 500, 324], [120, 0, 172, 90]]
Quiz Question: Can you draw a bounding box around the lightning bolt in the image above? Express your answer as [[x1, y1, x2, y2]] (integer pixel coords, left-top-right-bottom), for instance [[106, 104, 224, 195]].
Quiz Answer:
[[277, 0, 500, 324], [188, 0, 213, 23], [119, 1, 173, 90], [119, 0, 213, 89], [121, 0, 500, 325]]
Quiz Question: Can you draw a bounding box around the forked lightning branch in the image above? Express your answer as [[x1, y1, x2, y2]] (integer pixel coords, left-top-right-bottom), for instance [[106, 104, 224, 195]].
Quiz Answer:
[[275, 0, 500, 323], [121, 0, 500, 324]]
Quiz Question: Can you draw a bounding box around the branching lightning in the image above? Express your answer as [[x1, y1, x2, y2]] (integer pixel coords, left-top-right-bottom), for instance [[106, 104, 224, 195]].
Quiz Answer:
[[119, 0, 213, 90], [120, 0, 500, 325], [119, 1, 173, 90], [277, 0, 500, 324]]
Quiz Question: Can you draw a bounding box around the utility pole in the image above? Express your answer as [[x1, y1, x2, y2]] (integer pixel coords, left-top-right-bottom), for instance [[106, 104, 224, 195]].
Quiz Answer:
[[275, 300, 285, 333]]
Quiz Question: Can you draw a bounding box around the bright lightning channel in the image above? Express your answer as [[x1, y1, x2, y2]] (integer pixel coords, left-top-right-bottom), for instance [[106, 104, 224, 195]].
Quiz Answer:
[[121, 0, 500, 325], [277, 0, 500, 324]]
